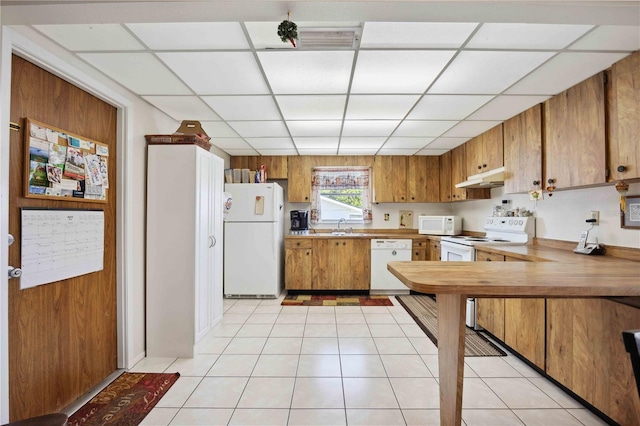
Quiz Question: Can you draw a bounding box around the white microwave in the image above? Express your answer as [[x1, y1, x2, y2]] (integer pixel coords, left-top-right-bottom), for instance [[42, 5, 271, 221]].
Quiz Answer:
[[418, 215, 462, 236]]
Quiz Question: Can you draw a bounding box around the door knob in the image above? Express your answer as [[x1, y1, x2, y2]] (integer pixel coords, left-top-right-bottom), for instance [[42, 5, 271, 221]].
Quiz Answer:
[[8, 266, 22, 279]]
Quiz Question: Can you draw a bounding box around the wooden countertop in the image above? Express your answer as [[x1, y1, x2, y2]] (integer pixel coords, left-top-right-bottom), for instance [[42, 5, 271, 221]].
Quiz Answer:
[[286, 232, 429, 240], [387, 261, 640, 298]]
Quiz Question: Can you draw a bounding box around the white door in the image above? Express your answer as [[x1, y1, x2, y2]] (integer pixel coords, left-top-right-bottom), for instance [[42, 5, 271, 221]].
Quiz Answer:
[[194, 150, 212, 342]]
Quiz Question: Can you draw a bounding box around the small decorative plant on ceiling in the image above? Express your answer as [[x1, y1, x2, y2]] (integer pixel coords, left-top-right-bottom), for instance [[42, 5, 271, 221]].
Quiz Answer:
[[278, 13, 298, 47]]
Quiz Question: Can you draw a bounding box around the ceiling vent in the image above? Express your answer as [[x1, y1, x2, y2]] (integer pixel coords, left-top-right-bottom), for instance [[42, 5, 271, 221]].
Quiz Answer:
[[297, 28, 361, 49]]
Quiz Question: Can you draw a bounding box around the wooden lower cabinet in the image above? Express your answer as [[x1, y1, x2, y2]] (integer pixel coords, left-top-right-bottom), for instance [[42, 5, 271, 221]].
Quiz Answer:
[[313, 239, 370, 290], [285, 240, 312, 290], [428, 239, 441, 261], [412, 239, 427, 260], [475, 251, 506, 340], [547, 298, 640, 425]]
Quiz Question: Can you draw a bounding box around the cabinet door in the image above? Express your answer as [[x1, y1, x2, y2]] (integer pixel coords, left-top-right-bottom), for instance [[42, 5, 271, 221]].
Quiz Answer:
[[475, 251, 505, 340], [451, 145, 467, 201], [439, 151, 452, 202], [285, 241, 312, 290], [482, 123, 504, 172], [412, 240, 427, 261], [230, 156, 261, 171], [194, 150, 213, 342], [374, 156, 407, 202], [407, 156, 440, 202], [261, 156, 288, 179], [609, 50, 640, 181], [349, 239, 371, 290], [503, 256, 545, 370], [504, 105, 542, 194], [427, 240, 441, 261], [546, 299, 640, 425], [465, 136, 483, 176], [288, 156, 312, 202], [544, 73, 606, 189]]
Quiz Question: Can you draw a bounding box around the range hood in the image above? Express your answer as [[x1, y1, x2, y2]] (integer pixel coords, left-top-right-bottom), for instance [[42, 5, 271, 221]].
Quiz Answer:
[[455, 166, 505, 189]]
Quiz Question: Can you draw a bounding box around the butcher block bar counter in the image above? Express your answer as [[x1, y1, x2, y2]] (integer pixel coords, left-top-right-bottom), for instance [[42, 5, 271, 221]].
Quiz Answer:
[[387, 260, 640, 426]]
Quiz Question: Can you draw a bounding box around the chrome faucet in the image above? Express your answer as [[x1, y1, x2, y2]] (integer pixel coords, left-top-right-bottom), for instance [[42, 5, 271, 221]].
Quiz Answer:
[[337, 218, 346, 232]]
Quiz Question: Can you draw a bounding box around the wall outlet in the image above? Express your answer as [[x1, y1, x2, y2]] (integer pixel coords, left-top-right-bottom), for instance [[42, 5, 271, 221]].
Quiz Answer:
[[590, 211, 599, 225]]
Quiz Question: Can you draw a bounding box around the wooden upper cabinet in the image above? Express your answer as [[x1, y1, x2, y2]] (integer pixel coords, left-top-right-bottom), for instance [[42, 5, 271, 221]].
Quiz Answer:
[[439, 151, 452, 202], [451, 145, 467, 201], [503, 104, 543, 194], [464, 124, 504, 177], [373, 156, 407, 203], [544, 73, 607, 189], [451, 145, 490, 201], [287, 156, 312, 202], [609, 50, 640, 181], [229, 156, 287, 180], [407, 156, 439, 203]]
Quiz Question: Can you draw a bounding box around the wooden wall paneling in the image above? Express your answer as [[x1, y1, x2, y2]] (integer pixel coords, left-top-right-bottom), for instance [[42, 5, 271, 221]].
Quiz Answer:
[[9, 55, 117, 420]]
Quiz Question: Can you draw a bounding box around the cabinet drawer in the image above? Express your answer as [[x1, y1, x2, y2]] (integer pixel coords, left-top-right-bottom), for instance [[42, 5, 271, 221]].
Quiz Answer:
[[285, 239, 312, 249], [412, 240, 427, 249]]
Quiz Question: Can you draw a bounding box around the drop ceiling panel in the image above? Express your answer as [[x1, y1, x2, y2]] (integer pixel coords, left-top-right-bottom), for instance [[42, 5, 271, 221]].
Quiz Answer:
[[298, 148, 338, 155], [223, 149, 260, 156], [377, 148, 419, 155], [339, 137, 386, 149], [506, 52, 629, 95], [142, 96, 219, 121], [245, 138, 295, 150], [466, 95, 549, 121], [467, 23, 592, 49], [416, 148, 448, 156], [201, 121, 241, 138], [341, 120, 399, 137], [293, 137, 339, 149], [276, 95, 347, 120], [428, 51, 555, 94], [384, 137, 434, 149], [257, 149, 299, 155], [79, 52, 192, 95], [126, 22, 250, 50], [202, 96, 281, 121], [211, 138, 253, 149], [287, 121, 342, 137], [228, 121, 290, 137], [426, 137, 471, 150], [346, 95, 420, 120], [407, 95, 494, 120], [569, 25, 640, 51], [257, 51, 354, 94], [360, 22, 478, 48], [442, 121, 502, 138], [338, 148, 379, 155], [34, 24, 144, 51], [350, 50, 456, 94], [157, 52, 269, 94], [393, 120, 457, 137]]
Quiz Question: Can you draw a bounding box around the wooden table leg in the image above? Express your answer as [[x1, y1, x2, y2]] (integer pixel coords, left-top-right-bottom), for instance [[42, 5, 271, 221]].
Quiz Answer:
[[436, 293, 467, 426]]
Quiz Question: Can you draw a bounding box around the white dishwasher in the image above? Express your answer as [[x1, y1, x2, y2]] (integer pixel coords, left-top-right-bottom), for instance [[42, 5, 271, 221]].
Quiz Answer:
[[370, 239, 412, 294]]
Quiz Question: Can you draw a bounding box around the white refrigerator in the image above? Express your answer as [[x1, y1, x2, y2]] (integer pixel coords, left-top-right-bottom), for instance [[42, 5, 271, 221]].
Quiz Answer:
[[224, 183, 285, 298]]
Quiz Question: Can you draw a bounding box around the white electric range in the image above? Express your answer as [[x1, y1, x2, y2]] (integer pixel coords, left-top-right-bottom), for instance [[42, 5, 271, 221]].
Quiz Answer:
[[440, 217, 536, 262], [439, 217, 535, 329]]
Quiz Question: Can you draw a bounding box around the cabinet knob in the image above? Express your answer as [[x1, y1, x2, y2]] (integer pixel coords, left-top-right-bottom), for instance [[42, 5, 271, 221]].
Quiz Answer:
[[401, 196, 405, 200], [306, 251, 310, 256], [482, 164, 487, 168], [296, 242, 300, 246], [447, 195, 451, 199], [547, 178, 555, 184], [532, 180, 540, 186], [411, 196, 415, 200], [617, 165, 627, 172], [477, 165, 482, 170], [342, 242, 346, 246], [335, 242, 339, 246], [486, 258, 491, 261]]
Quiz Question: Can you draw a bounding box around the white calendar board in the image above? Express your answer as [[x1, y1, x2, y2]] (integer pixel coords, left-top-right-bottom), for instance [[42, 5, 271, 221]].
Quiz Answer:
[[21, 209, 104, 289]]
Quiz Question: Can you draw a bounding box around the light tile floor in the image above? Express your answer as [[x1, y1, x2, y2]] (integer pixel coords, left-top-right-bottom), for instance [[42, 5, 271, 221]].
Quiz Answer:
[[133, 296, 609, 426]]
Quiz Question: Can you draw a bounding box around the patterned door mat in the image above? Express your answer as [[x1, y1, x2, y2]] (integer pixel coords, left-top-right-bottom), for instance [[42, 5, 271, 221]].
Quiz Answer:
[[282, 294, 393, 306], [395, 295, 506, 356]]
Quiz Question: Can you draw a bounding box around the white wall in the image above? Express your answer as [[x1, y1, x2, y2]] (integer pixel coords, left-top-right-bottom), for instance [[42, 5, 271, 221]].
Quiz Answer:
[[452, 182, 640, 249]]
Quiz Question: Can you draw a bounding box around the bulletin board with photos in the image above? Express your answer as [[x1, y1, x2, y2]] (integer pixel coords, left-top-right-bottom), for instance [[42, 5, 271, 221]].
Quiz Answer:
[[24, 118, 109, 204]]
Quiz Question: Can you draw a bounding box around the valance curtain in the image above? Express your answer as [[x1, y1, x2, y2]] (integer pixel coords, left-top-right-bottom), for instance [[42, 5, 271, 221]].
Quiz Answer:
[[310, 167, 372, 224]]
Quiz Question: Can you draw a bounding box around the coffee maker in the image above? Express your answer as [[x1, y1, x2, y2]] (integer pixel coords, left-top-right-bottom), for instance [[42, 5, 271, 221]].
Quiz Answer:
[[290, 210, 309, 235]]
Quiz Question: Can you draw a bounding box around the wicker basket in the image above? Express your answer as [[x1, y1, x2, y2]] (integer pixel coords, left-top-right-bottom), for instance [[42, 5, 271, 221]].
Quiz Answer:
[[145, 134, 211, 150]]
